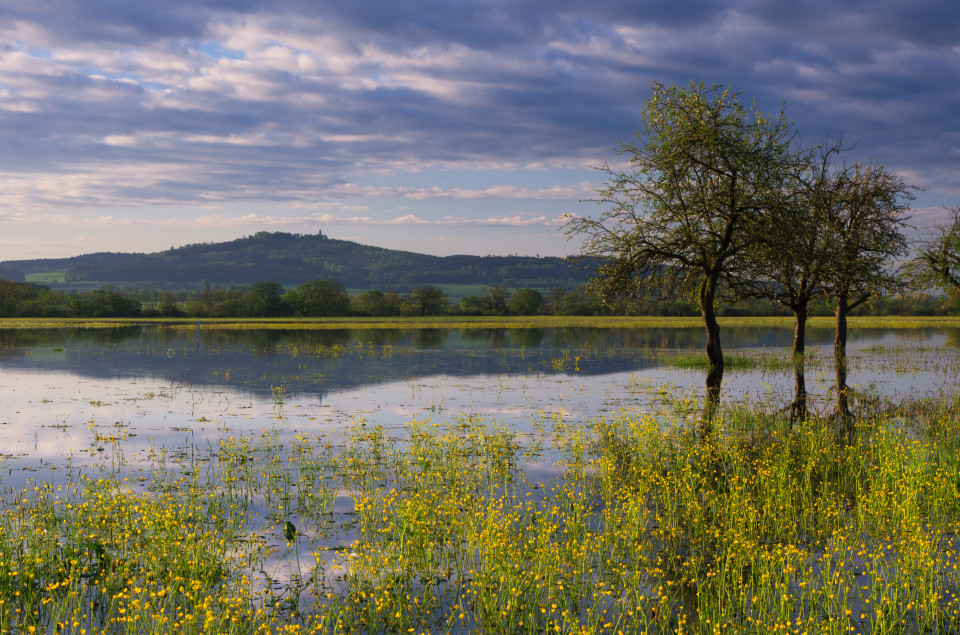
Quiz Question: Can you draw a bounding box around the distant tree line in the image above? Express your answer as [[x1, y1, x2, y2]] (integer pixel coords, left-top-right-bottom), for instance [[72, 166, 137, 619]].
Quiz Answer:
[[0, 276, 958, 320], [0, 279, 589, 318]]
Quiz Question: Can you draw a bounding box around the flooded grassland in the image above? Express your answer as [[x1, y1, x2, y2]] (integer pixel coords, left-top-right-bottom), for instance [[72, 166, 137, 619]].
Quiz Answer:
[[1, 324, 960, 634]]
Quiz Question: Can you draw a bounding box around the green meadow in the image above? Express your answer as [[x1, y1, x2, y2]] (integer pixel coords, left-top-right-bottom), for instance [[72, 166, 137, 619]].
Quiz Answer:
[[3, 314, 960, 330], [23, 272, 68, 284]]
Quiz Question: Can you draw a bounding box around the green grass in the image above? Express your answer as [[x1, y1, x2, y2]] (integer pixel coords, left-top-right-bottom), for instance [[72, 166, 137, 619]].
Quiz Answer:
[[24, 271, 67, 283], [670, 350, 798, 372]]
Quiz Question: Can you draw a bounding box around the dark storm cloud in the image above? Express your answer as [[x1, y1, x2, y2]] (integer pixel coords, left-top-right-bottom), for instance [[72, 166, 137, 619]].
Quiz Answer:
[[0, 0, 957, 214]]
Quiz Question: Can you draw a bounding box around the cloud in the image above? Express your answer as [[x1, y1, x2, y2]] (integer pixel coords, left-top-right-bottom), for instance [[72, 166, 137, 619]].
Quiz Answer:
[[0, 0, 957, 248], [1, 208, 569, 230], [188, 211, 569, 228], [327, 182, 596, 201]]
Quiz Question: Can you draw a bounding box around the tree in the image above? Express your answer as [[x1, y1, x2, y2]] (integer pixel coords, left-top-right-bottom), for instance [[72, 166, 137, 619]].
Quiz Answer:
[[286, 279, 350, 317], [734, 137, 845, 419], [915, 207, 960, 291], [85, 288, 141, 317], [410, 285, 447, 316], [509, 288, 545, 315], [158, 291, 185, 317], [819, 160, 914, 418], [459, 295, 483, 316], [243, 281, 291, 317], [565, 81, 796, 419], [480, 286, 510, 315], [548, 287, 567, 314], [352, 289, 402, 316], [0, 280, 30, 317]]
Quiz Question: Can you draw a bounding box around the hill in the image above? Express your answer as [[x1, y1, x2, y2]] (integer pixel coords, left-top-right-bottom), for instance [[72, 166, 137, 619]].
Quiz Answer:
[[0, 230, 594, 290]]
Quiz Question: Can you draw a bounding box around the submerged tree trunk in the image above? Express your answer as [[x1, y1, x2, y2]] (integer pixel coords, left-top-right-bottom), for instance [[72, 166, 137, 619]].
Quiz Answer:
[[700, 278, 724, 369], [699, 275, 724, 433], [703, 363, 724, 432], [791, 304, 808, 422], [834, 293, 850, 420]]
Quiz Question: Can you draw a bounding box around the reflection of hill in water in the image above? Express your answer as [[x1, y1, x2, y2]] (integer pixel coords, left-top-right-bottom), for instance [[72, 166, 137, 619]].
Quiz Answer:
[[0, 325, 948, 401]]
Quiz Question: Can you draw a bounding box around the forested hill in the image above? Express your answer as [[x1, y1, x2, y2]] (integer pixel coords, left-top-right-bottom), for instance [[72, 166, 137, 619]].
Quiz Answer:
[[0, 230, 593, 288]]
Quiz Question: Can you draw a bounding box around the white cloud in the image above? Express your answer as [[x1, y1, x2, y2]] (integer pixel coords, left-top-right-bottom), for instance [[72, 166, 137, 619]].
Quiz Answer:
[[0, 0, 956, 260]]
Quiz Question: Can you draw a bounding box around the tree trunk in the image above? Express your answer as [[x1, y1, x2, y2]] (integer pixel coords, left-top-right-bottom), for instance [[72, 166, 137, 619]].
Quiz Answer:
[[834, 293, 849, 420], [791, 304, 808, 422], [793, 304, 807, 357], [700, 279, 724, 369], [699, 276, 723, 433]]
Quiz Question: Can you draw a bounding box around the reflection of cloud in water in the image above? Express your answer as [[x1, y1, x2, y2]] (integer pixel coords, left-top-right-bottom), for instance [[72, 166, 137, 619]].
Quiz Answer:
[[0, 326, 959, 486]]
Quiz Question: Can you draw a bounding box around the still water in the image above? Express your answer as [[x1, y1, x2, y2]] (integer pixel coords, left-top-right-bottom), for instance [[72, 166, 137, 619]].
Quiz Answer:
[[2, 323, 959, 617], [1, 324, 958, 488]]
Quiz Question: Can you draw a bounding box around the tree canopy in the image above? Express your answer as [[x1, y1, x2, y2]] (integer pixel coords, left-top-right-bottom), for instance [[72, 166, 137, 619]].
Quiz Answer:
[[916, 207, 960, 291], [566, 81, 798, 419]]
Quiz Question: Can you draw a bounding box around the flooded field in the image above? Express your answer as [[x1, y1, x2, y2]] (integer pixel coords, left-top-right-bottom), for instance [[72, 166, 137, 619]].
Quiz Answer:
[[2, 324, 960, 633]]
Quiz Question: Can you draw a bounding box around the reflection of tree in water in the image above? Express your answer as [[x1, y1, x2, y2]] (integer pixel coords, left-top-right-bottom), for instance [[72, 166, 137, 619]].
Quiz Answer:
[[0, 327, 143, 359], [461, 328, 512, 348], [0, 326, 667, 399], [702, 363, 723, 432], [789, 353, 808, 422], [410, 329, 447, 347], [0, 327, 143, 348], [1, 325, 956, 411], [944, 329, 960, 348], [511, 328, 544, 348], [354, 329, 406, 346]]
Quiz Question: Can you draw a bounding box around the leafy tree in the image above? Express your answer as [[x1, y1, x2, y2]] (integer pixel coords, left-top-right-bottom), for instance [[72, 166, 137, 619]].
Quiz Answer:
[[410, 285, 447, 316], [480, 285, 510, 315], [352, 289, 401, 316], [243, 281, 291, 317], [459, 295, 483, 316], [198, 282, 217, 315], [819, 160, 914, 418], [566, 81, 796, 418], [215, 298, 246, 318], [734, 138, 844, 419], [0, 280, 31, 317], [77, 288, 142, 317], [508, 288, 545, 315], [20, 287, 70, 317], [381, 291, 404, 316], [158, 291, 185, 317], [555, 286, 601, 316], [548, 288, 567, 314], [915, 206, 960, 291], [285, 279, 350, 317], [737, 140, 841, 352]]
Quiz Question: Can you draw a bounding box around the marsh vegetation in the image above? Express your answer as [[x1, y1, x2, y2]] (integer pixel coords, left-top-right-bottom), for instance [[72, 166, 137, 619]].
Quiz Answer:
[[1, 323, 959, 633]]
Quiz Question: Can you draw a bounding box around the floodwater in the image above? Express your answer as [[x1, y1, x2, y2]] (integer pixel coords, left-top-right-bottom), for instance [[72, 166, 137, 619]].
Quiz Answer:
[[2, 324, 959, 614], [1, 324, 958, 489]]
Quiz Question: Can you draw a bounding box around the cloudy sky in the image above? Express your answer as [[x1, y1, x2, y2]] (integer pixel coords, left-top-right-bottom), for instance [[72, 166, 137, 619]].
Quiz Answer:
[[0, 0, 957, 260]]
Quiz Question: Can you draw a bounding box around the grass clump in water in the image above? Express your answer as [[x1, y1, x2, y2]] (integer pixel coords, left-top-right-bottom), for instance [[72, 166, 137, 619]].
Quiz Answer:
[[670, 350, 796, 372]]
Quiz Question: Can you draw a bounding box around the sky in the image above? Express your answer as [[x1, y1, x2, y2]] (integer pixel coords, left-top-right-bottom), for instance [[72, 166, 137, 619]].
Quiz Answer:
[[0, 0, 958, 260]]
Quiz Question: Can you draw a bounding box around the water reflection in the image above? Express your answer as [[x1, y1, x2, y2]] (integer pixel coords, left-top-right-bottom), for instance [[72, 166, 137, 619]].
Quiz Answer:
[[946, 328, 960, 348], [0, 326, 955, 405], [0, 324, 958, 490]]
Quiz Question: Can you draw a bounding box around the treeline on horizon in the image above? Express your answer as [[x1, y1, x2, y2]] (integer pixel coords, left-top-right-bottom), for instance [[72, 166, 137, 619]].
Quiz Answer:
[[0, 277, 957, 319]]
